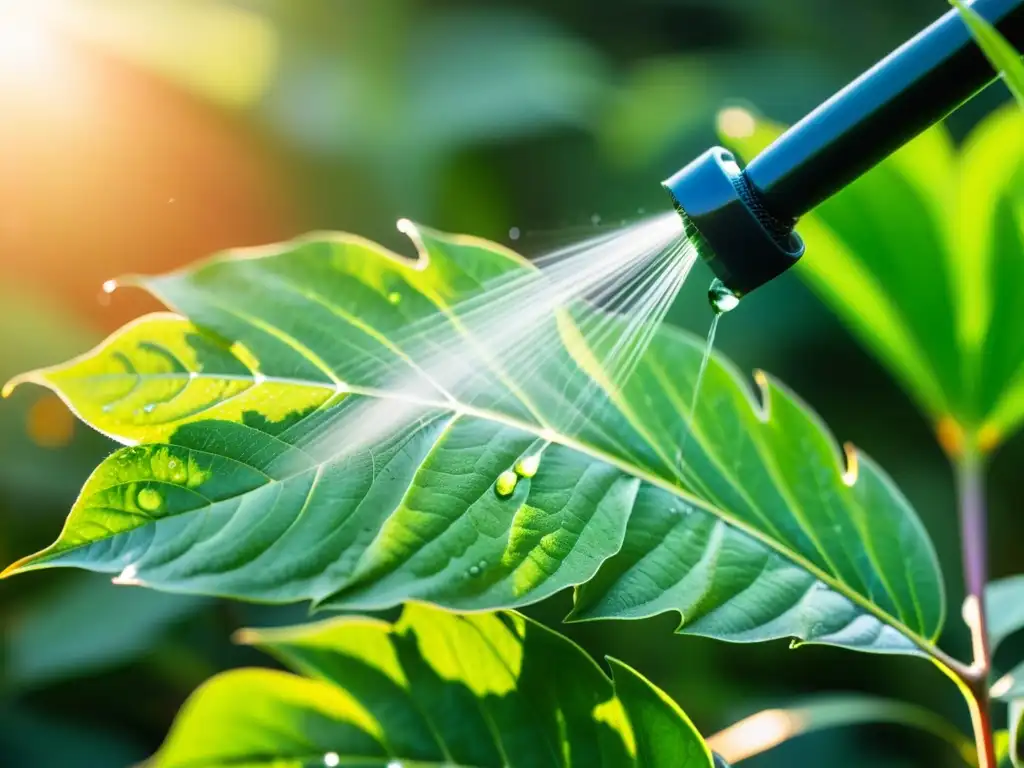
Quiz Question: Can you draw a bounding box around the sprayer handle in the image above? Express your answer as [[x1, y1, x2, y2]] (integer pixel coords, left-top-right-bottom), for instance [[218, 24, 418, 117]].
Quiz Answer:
[[744, 0, 1024, 222]]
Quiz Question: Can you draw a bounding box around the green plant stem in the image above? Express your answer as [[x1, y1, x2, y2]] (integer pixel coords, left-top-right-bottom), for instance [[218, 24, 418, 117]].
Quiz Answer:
[[957, 447, 996, 768]]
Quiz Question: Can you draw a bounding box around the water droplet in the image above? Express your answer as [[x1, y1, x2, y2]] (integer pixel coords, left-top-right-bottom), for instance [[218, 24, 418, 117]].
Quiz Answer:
[[137, 487, 162, 512], [478, 559, 487, 570], [386, 761, 403, 768], [509, 226, 521, 241], [388, 291, 402, 305], [102, 404, 113, 413], [590, 214, 601, 225], [708, 279, 740, 314], [102, 279, 118, 294], [113, 563, 140, 585], [324, 753, 340, 767], [143, 403, 156, 414], [168, 460, 176, 469], [495, 470, 518, 498], [514, 454, 540, 478], [468, 564, 481, 577]]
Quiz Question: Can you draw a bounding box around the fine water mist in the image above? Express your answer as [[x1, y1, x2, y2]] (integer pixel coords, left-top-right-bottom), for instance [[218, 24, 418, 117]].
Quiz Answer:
[[297, 213, 705, 475]]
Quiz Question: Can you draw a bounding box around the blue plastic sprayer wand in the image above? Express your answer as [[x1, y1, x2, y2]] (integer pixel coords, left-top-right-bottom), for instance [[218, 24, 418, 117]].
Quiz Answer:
[[664, 0, 1024, 298]]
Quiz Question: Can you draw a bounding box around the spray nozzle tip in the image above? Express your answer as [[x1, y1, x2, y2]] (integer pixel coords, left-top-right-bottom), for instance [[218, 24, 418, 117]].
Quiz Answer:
[[663, 147, 804, 297]]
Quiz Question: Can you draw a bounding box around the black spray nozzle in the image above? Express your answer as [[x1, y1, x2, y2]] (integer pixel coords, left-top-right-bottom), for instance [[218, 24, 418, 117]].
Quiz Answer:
[[665, 0, 1024, 298]]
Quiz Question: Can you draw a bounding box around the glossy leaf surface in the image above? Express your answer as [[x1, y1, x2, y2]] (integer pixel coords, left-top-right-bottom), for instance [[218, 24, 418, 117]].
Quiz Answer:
[[4, 224, 944, 657], [151, 603, 713, 767]]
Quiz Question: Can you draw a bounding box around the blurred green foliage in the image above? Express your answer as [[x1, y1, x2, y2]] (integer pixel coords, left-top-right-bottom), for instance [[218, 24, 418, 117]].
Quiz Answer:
[[0, 0, 1021, 766]]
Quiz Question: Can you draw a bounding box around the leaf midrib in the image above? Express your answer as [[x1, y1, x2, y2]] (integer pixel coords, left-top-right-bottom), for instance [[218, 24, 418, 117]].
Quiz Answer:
[[54, 367, 940, 656]]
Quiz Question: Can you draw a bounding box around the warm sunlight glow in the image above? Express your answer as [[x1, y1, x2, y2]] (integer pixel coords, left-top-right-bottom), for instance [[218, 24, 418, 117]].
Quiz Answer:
[[707, 709, 802, 763], [0, 2, 61, 78], [717, 106, 757, 139]]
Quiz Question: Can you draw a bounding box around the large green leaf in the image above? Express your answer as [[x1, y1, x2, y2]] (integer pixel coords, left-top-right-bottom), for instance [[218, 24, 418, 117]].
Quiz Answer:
[[952, 0, 1024, 107], [2, 225, 944, 658], [722, 107, 1024, 453], [151, 602, 713, 767]]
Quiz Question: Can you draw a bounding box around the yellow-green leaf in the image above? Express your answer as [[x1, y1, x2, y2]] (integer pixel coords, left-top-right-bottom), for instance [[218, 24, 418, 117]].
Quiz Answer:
[[722, 107, 1024, 454], [151, 603, 713, 767], [952, 0, 1024, 107]]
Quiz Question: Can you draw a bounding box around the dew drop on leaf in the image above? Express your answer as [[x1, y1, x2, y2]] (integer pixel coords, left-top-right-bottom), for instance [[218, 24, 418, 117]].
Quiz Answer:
[[324, 754, 340, 767], [495, 470, 518, 498], [143, 403, 157, 414], [514, 454, 540, 478], [137, 487, 162, 512], [467, 565, 481, 578], [387, 291, 402, 305]]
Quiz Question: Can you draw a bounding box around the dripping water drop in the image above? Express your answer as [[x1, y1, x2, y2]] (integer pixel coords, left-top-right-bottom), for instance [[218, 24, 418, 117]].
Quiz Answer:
[[514, 454, 540, 478], [708, 279, 740, 314], [509, 226, 521, 241]]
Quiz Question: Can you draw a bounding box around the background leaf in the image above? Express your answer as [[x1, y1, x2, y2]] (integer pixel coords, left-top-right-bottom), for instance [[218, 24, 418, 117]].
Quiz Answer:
[[706, 695, 974, 765], [951, 0, 1024, 107], [3, 225, 946, 660], [987, 576, 1024, 701], [152, 603, 713, 767], [722, 107, 1024, 453], [4, 574, 206, 691]]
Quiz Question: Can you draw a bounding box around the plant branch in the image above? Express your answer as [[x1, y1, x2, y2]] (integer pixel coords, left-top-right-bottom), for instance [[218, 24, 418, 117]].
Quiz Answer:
[[957, 446, 995, 768]]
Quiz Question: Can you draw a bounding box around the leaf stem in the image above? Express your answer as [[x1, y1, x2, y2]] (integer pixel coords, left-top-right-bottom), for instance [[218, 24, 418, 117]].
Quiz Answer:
[[956, 446, 995, 768]]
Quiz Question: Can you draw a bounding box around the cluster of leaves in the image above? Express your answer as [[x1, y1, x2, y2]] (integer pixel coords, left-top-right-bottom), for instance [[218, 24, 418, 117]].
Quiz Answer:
[[1, 5, 1022, 767]]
